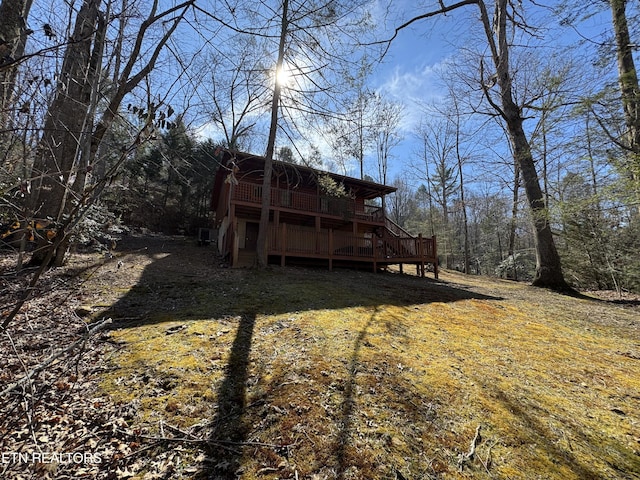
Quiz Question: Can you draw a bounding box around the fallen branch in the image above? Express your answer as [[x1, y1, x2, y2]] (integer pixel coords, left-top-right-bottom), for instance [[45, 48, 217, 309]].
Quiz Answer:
[[478, 438, 496, 474], [1, 318, 112, 397], [457, 425, 482, 471], [117, 424, 295, 451]]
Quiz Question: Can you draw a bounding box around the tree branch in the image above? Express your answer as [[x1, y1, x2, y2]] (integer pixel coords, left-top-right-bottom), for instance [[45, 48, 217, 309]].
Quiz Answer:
[[91, 0, 194, 154], [479, 58, 507, 119], [367, 0, 478, 56], [1, 318, 112, 397]]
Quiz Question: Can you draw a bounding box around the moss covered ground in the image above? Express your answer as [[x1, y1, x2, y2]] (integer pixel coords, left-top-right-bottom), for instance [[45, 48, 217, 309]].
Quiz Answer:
[[86, 235, 640, 479]]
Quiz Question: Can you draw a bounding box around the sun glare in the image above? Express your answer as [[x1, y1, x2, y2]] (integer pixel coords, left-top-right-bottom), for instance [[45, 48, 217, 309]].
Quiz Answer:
[[275, 64, 292, 87]]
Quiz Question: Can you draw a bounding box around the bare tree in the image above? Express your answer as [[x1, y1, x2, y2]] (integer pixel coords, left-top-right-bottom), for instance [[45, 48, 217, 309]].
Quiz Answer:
[[609, 0, 640, 206], [28, 0, 105, 244], [198, 35, 271, 150], [412, 131, 437, 237], [449, 95, 471, 274], [372, 93, 403, 188], [387, 0, 572, 291], [27, 0, 194, 266], [327, 58, 377, 178], [388, 176, 414, 227], [255, 0, 289, 267], [0, 0, 33, 132], [555, 0, 640, 211], [414, 116, 458, 269]]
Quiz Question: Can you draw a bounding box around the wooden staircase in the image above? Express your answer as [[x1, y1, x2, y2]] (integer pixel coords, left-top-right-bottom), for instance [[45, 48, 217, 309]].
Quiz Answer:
[[383, 217, 416, 257]]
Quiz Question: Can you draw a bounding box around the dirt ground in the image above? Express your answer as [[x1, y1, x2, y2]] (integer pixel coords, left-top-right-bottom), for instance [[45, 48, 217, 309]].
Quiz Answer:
[[1, 234, 639, 479]]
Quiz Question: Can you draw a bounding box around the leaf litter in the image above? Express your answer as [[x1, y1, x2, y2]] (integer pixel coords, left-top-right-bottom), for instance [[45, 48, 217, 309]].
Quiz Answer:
[[1, 234, 638, 479]]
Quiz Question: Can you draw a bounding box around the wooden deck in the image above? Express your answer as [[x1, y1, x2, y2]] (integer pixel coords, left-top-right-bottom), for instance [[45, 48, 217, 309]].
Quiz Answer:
[[266, 223, 438, 278], [215, 171, 438, 277], [232, 181, 385, 223]]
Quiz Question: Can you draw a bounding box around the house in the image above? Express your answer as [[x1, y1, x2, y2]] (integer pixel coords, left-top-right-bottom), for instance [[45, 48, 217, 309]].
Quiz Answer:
[[210, 150, 438, 277]]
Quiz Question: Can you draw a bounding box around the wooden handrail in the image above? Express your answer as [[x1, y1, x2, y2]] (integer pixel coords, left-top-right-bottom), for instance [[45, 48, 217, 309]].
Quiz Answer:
[[231, 181, 384, 222], [267, 224, 436, 262], [384, 216, 414, 238]]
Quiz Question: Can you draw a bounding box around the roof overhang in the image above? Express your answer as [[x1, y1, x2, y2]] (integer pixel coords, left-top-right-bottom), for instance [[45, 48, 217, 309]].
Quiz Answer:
[[220, 150, 396, 200]]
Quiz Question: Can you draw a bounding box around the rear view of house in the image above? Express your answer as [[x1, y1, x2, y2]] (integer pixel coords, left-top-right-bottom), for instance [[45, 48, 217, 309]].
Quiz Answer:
[[211, 150, 437, 277]]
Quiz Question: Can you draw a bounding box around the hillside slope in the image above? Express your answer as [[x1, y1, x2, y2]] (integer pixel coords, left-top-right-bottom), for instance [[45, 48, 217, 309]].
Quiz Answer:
[[2, 235, 639, 479]]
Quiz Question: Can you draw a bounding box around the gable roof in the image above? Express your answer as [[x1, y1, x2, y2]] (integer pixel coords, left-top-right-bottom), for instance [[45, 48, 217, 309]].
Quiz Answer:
[[220, 150, 396, 200]]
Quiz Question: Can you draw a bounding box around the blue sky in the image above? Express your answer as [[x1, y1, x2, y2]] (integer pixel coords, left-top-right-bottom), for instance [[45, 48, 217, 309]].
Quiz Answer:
[[357, 1, 618, 189], [188, 0, 619, 192], [359, 2, 479, 183]]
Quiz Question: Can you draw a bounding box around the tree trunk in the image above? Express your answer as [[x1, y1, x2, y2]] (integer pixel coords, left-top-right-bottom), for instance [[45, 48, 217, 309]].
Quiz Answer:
[[478, 0, 571, 291], [610, 0, 640, 206], [28, 0, 102, 266], [507, 162, 519, 257], [0, 0, 33, 130], [256, 0, 289, 268], [509, 120, 568, 289], [452, 100, 470, 274], [442, 183, 450, 269]]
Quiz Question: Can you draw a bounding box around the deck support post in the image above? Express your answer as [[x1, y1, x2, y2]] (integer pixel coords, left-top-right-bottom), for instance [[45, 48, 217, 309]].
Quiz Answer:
[[418, 234, 425, 278], [280, 222, 287, 267], [432, 235, 438, 279], [315, 216, 321, 254], [328, 229, 333, 271], [230, 204, 238, 267], [373, 235, 378, 273]]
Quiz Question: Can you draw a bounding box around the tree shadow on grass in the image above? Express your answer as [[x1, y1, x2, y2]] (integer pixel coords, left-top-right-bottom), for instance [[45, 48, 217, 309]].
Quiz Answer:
[[202, 313, 256, 479], [334, 307, 377, 480], [99, 236, 504, 478], [486, 387, 621, 480]]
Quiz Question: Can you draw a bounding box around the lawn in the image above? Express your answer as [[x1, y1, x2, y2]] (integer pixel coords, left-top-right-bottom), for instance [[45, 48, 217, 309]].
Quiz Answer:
[[92, 235, 639, 479], [2, 235, 637, 479]]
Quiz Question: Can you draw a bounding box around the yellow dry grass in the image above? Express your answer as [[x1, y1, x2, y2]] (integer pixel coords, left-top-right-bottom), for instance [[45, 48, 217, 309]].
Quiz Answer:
[[92, 238, 640, 479]]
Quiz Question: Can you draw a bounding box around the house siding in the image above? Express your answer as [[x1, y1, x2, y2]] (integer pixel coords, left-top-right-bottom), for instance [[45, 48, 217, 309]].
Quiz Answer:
[[211, 150, 437, 277]]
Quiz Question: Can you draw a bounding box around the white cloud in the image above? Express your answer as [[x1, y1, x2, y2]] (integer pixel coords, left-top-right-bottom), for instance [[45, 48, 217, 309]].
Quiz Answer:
[[377, 59, 450, 133]]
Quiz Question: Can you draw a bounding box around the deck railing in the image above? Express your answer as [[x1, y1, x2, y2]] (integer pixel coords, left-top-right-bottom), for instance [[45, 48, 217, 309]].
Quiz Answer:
[[267, 224, 436, 264], [385, 216, 414, 238], [232, 181, 384, 222]]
